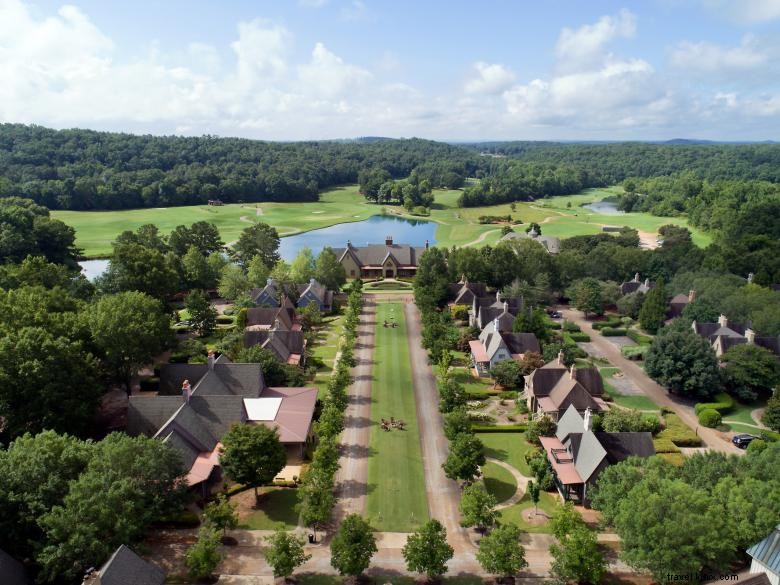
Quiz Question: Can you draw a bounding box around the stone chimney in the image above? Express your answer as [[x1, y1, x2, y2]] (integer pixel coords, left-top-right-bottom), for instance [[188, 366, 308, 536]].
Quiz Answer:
[[182, 380, 192, 404], [207, 350, 215, 370], [503, 300, 508, 313], [688, 289, 697, 302], [310, 278, 317, 285], [557, 349, 565, 366], [266, 277, 274, 286], [634, 272, 640, 282], [346, 240, 351, 247], [718, 314, 729, 328], [748, 272, 754, 284], [644, 278, 650, 288], [583, 408, 592, 431], [496, 290, 502, 302], [385, 235, 393, 246], [745, 328, 756, 344], [82, 567, 99, 585], [425, 239, 429, 250], [493, 317, 499, 331], [569, 364, 575, 379]]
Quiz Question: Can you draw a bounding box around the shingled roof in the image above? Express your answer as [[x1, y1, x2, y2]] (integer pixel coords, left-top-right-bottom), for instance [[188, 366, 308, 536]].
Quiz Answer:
[[0, 548, 29, 585], [90, 544, 164, 585], [332, 241, 426, 267]]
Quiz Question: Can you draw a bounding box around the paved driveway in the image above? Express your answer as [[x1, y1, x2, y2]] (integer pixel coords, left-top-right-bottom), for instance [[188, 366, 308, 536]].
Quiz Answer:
[[560, 308, 743, 455]]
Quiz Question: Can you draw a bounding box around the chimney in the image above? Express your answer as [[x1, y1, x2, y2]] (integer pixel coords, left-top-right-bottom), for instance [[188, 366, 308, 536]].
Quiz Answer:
[[718, 314, 728, 328], [644, 278, 650, 288], [583, 408, 592, 431], [346, 240, 351, 247], [496, 290, 502, 302], [82, 567, 99, 585], [688, 289, 696, 302], [207, 350, 215, 370], [266, 277, 274, 286], [493, 317, 499, 331], [310, 278, 317, 285], [557, 349, 564, 366], [182, 380, 192, 404], [385, 235, 393, 246], [503, 300, 508, 313], [569, 364, 575, 379], [745, 328, 756, 344], [747, 272, 754, 284], [425, 239, 429, 250], [634, 272, 640, 282]]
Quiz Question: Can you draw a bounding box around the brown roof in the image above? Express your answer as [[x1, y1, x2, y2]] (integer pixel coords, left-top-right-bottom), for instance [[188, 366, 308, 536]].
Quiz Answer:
[[333, 242, 426, 267], [246, 307, 293, 330], [259, 387, 318, 442]]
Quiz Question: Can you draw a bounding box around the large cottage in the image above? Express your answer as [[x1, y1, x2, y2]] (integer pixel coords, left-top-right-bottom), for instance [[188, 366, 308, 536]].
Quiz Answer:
[[524, 352, 608, 421], [332, 236, 428, 279], [692, 315, 780, 357], [539, 405, 655, 507], [127, 354, 317, 491], [469, 318, 540, 376]]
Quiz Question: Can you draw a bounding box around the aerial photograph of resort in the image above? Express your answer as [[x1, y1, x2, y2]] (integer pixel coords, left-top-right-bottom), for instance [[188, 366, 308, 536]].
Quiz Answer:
[[0, 0, 779, 584]]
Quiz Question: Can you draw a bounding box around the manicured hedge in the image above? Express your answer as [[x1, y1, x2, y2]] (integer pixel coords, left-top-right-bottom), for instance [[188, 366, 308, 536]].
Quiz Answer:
[[592, 319, 622, 330], [694, 392, 735, 415], [567, 332, 591, 342], [547, 321, 562, 330], [216, 315, 234, 325], [626, 329, 653, 345], [698, 408, 722, 428], [656, 413, 703, 447], [562, 321, 581, 332], [471, 424, 527, 433], [600, 327, 628, 336], [621, 345, 648, 360]]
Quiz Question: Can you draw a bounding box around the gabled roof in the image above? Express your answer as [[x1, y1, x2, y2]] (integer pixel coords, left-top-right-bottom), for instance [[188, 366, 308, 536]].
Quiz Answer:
[[246, 307, 293, 330], [527, 363, 602, 398], [127, 396, 187, 436], [158, 363, 209, 395], [748, 525, 780, 574], [333, 242, 425, 267], [669, 293, 690, 305], [547, 377, 607, 413], [257, 387, 318, 443], [556, 404, 587, 442], [449, 281, 488, 305], [756, 336, 780, 356], [244, 330, 305, 363], [594, 432, 656, 464], [504, 332, 540, 355], [0, 548, 29, 585], [298, 279, 331, 305], [96, 544, 165, 585]]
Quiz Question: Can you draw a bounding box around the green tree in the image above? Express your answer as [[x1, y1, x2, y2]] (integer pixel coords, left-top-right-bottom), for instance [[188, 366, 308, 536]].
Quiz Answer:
[[528, 481, 540, 516], [763, 390, 780, 432], [0, 327, 102, 439], [182, 244, 218, 289], [638, 277, 667, 333], [203, 493, 239, 536], [616, 291, 645, 319], [645, 323, 721, 399], [218, 263, 251, 301], [526, 416, 557, 445], [720, 344, 780, 401], [186, 525, 222, 580], [443, 407, 472, 441], [476, 523, 527, 579], [185, 289, 217, 336], [88, 291, 171, 394], [402, 519, 454, 580], [219, 425, 287, 500], [438, 378, 468, 413], [512, 307, 549, 341], [299, 303, 323, 330], [712, 476, 780, 551], [490, 359, 524, 388], [100, 242, 179, 300], [246, 254, 271, 287], [601, 408, 661, 434], [233, 222, 281, 268], [36, 434, 186, 583], [290, 246, 317, 283], [264, 529, 311, 578], [442, 433, 486, 483], [613, 478, 732, 582], [549, 525, 606, 585], [569, 278, 604, 317], [0, 431, 92, 560], [459, 482, 497, 531], [297, 466, 335, 537], [550, 501, 585, 539], [330, 514, 378, 577], [314, 247, 347, 291], [235, 344, 289, 386]]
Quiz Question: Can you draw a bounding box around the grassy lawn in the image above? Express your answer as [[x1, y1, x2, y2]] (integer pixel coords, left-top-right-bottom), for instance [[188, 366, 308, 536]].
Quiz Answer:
[[477, 432, 533, 476], [453, 368, 496, 397], [365, 302, 428, 532], [721, 399, 765, 432], [499, 490, 559, 533], [236, 488, 299, 530], [481, 461, 517, 504], [310, 312, 346, 398], [600, 367, 660, 412], [58, 183, 711, 258]]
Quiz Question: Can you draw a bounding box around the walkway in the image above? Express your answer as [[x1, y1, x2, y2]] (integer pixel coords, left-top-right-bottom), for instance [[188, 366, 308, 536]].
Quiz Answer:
[[485, 458, 529, 511], [404, 302, 482, 574], [333, 298, 376, 521], [560, 308, 743, 455]]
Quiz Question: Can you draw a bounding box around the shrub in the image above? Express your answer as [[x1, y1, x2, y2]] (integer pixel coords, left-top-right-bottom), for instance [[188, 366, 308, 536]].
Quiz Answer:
[[592, 319, 622, 330], [626, 329, 653, 345], [621, 345, 648, 360], [698, 409, 722, 428], [562, 321, 581, 332], [567, 332, 591, 342], [600, 327, 628, 336], [694, 392, 735, 415], [216, 315, 234, 325], [656, 413, 702, 447], [471, 424, 527, 433]]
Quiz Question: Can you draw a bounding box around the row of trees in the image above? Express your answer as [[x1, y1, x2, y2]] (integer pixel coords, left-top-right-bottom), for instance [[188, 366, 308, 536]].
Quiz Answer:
[[0, 431, 186, 582], [0, 124, 476, 209], [590, 445, 780, 582], [296, 282, 364, 536]]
